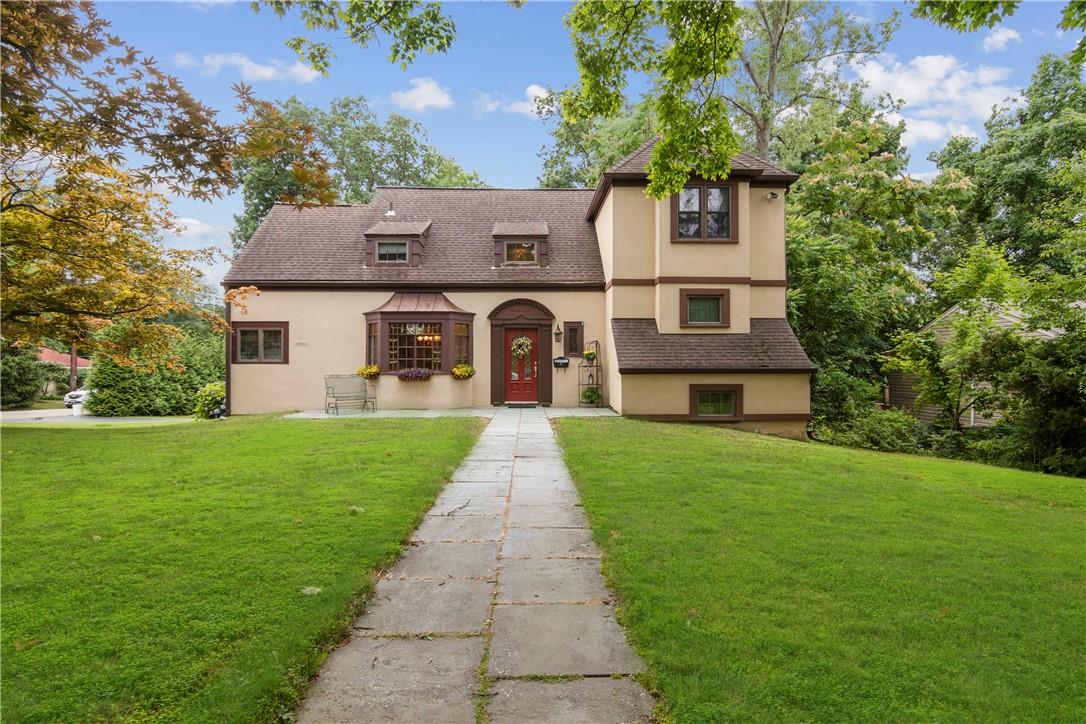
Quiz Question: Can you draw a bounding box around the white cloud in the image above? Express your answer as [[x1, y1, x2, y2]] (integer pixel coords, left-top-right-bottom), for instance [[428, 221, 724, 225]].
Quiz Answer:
[[503, 84, 548, 117], [173, 51, 319, 83], [852, 53, 1017, 147], [176, 217, 228, 241], [389, 78, 454, 112], [471, 90, 501, 114], [908, 170, 941, 183], [982, 26, 1022, 52]]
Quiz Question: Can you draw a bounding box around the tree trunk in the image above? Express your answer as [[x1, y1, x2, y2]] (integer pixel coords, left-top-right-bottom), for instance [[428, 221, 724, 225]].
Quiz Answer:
[[755, 124, 771, 159], [69, 343, 78, 391]]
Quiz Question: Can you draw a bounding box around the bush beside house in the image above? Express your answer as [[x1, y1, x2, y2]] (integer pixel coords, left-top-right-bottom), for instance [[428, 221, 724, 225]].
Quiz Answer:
[[86, 331, 224, 417]]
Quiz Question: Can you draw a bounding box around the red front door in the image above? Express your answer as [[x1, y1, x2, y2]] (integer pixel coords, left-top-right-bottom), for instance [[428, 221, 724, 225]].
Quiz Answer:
[[504, 328, 538, 402]]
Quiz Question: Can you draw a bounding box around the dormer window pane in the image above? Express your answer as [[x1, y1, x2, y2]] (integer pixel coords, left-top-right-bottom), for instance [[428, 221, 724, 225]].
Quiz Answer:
[[706, 187, 730, 238], [505, 242, 537, 263], [377, 242, 408, 263], [677, 188, 701, 238]]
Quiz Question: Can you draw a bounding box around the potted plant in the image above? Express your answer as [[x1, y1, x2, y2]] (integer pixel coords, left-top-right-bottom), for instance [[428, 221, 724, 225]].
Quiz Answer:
[[396, 367, 433, 382], [583, 348, 597, 362], [581, 385, 602, 406], [357, 364, 380, 380], [451, 363, 476, 380]]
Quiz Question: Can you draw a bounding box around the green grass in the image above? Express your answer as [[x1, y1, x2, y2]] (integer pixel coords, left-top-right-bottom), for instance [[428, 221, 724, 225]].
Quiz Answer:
[[557, 418, 1086, 723], [1, 415, 481, 723]]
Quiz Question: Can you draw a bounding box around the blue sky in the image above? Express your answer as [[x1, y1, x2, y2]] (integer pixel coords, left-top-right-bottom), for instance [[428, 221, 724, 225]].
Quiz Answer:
[[94, 0, 1077, 285]]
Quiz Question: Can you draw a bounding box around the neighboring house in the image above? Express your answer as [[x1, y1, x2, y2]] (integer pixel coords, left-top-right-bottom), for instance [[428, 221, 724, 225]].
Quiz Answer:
[[223, 139, 814, 438], [37, 347, 92, 395], [886, 303, 1057, 427]]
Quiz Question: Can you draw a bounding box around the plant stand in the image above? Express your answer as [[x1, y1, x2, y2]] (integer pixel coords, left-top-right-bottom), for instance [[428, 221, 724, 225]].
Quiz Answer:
[[578, 340, 603, 407]]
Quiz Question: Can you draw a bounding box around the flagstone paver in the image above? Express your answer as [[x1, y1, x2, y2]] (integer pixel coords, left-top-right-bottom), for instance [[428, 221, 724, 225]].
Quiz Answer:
[[297, 407, 651, 723]]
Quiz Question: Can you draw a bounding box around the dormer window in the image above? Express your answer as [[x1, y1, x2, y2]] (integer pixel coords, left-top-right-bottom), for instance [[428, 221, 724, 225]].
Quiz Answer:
[[377, 241, 408, 263], [504, 241, 537, 264], [671, 183, 738, 242]]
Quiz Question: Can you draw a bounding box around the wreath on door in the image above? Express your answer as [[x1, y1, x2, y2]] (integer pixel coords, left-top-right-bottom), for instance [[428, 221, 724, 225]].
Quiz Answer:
[[511, 335, 532, 361]]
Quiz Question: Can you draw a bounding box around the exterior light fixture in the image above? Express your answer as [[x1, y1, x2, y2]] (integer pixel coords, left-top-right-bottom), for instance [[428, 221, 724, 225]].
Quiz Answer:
[[553, 325, 563, 343], [766, 191, 781, 201]]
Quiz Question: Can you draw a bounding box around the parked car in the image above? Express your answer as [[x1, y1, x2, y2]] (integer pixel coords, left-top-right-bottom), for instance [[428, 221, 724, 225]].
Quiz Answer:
[[64, 388, 92, 408]]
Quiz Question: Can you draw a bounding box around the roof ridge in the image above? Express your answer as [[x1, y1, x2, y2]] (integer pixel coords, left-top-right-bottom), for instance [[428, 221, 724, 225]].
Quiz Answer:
[[606, 136, 659, 174]]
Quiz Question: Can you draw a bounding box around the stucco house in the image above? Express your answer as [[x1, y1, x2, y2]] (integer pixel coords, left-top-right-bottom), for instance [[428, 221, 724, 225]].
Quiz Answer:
[[223, 139, 814, 438]]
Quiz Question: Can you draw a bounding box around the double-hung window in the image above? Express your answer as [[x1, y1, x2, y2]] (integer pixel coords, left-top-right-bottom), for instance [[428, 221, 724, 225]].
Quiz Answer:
[[233, 322, 288, 363], [672, 183, 737, 242], [377, 241, 409, 263]]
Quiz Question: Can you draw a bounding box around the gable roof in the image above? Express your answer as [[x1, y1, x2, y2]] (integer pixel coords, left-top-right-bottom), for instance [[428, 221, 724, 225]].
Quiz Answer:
[[38, 347, 91, 367], [586, 138, 799, 221], [610, 318, 813, 373], [224, 187, 603, 288]]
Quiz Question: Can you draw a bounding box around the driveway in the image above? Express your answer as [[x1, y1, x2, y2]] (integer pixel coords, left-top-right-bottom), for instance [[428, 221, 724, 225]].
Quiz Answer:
[[0, 408, 194, 425]]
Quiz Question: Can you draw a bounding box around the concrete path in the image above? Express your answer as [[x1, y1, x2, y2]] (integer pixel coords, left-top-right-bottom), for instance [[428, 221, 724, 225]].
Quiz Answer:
[[285, 406, 619, 420], [298, 407, 652, 723]]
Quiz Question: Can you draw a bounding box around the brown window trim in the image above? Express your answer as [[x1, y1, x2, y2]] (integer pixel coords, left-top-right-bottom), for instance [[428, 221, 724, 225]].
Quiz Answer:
[[502, 240, 540, 266], [375, 240, 410, 265], [670, 182, 739, 243], [494, 235, 548, 267], [689, 384, 743, 421], [231, 321, 289, 364], [679, 288, 731, 328], [364, 311, 474, 374], [562, 321, 584, 357]]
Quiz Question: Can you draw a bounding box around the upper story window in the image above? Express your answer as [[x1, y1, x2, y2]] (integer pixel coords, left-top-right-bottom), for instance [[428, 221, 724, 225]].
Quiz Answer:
[[680, 288, 731, 328], [671, 183, 738, 242], [377, 241, 408, 263], [233, 322, 289, 364], [504, 241, 537, 264]]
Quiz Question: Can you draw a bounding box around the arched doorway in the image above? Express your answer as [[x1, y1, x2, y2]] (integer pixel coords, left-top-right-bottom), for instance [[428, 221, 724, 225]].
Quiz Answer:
[[488, 299, 555, 405]]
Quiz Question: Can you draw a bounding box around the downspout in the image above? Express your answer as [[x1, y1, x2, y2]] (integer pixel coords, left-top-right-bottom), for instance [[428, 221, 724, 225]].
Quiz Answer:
[[224, 300, 231, 416]]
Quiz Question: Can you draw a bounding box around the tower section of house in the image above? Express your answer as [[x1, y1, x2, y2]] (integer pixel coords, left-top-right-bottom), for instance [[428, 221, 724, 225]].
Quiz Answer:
[[588, 140, 812, 437], [223, 141, 812, 438]]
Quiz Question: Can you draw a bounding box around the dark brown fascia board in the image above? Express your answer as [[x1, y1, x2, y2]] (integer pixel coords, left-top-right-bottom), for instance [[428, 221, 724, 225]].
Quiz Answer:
[[619, 367, 815, 374], [586, 168, 799, 222], [223, 280, 606, 291], [606, 277, 788, 289]]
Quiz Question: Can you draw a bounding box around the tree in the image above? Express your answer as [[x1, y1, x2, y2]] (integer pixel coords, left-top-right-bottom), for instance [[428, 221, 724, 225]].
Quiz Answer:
[[727, 1, 897, 158], [0, 346, 43, 410], [231, 96, 484, 250], [536, 91, 656, 188], [914, 1, 1085, 64], [926, 54, 1086, 278], [784, 108, 970, 421]]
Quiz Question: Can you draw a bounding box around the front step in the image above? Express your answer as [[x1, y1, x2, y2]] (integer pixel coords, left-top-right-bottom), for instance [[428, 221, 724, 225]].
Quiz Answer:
[[505, 402, 538, 408]]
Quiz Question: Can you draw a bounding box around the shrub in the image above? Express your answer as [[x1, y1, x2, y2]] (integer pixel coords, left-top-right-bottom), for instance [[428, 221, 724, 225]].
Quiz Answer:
[[86, 329, 224, 417], [819, 408, 923, 453], [811, 365, 881, 425], [1, 349, 43, 409], [193, 381, 226, 419]]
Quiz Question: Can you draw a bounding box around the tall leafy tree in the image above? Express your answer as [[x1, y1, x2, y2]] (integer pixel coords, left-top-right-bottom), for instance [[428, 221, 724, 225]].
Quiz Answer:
[[230, 96, 484, 250], [536, 91, 656, 188], [728, 1, 898, 158]]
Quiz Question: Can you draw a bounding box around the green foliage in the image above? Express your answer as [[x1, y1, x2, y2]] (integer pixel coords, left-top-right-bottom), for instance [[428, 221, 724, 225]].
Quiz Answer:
[[37, 361, 70, 396], [257, 0, 457, 72], [730, 1, 898, 157], [1, 417, 480, 722], [580, 385, 602, 405], [817, 407, 923, 453], [231, 96, 484, 249], [193, 381, 226, 419], [1, 348, 43, 409], [809, 364, 880, 425], [563, 0, 743, 198], [85, 328, 224, 417], [558, 418, 1085, 720], [536, 92, 656, 188], [914, 1, 1085, 63]]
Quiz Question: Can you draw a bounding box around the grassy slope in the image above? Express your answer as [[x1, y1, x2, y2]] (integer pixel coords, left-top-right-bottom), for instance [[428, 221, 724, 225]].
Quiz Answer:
[[2, 416, 480, 723], [557, 418, 1085, 723]]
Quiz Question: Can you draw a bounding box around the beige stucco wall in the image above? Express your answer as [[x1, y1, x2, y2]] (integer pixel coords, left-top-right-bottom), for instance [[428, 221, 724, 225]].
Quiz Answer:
[[656, 283, 751, 334], [750, 287, 787, 318], [617, 371, 811, 439], [652, 180, 751, 280], [229, 289, 606, 414], [748, 186, 788, 281]]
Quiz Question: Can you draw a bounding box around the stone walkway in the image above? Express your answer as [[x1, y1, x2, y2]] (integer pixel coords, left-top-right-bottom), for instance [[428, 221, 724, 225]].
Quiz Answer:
[[298, 407, 652, 723]]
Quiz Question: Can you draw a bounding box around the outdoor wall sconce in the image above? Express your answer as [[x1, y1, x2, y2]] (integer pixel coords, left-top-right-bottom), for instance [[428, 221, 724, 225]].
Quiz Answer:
[[766, 191, 781, 201], [553, 324, 563, 343]]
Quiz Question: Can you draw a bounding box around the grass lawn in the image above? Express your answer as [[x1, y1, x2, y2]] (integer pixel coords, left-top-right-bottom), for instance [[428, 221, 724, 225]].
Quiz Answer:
[[1, 415, 481, 722], [557, 418, 1086, 723]]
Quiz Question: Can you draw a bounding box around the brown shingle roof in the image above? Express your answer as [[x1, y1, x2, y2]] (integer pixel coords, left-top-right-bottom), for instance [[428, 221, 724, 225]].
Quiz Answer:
[[492, 220, 549, 236], [364, 219, 432, 236], [611, 318, 813, 373], [224, 187, 603, 287], [367, 292, 469, 314], [607, 138, 798, 181]]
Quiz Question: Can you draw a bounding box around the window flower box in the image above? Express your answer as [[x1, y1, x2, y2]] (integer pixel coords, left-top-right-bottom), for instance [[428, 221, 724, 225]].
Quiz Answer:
[[396, 367, 433, 382]]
